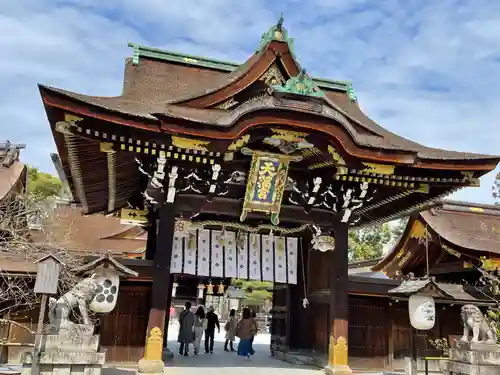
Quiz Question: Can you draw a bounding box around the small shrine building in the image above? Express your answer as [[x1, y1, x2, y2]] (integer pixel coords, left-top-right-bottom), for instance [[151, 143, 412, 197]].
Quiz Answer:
[[373, 200, 500, 282], [38, 19, 500, 374]]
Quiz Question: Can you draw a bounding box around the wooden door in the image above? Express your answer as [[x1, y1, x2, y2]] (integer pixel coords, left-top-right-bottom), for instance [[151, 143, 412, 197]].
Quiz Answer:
[[100, 284, 151, 363], [270, 283, 289, 352], [348, 296, 389, 368]]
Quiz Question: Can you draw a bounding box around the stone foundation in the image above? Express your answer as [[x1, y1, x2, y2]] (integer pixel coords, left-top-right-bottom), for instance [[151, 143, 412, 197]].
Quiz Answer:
[[21, 324, 106, 375], [440, 342, 500, 375]]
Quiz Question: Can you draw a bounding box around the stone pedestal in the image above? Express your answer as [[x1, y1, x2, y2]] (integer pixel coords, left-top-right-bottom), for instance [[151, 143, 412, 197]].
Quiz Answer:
[[136, 327, 164, 375], [323, 364, 352, 375], [440, 342, 500, 375], [21, 324, 105, 375]]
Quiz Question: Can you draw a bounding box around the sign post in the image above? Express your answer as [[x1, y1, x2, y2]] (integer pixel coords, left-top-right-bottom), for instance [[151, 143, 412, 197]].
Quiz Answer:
[[32, 254, 62, 375]]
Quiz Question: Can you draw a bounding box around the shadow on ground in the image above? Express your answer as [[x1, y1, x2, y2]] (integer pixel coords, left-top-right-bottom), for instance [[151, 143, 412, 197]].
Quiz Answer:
[[103, 368, 135, 375], [165, 341, 307, 369]]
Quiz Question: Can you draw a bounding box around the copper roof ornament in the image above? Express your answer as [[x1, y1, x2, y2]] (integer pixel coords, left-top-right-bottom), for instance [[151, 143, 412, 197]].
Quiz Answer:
[[272, 68, 325, 98], [0, 141, 24, 168], [346, 83, 357, 103], [257, 13, 295, 55]]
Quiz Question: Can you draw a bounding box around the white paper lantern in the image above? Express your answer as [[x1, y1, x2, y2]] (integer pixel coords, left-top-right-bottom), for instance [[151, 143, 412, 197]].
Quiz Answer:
[[89, 266, 120, 313], [408, 294, 436, 330]]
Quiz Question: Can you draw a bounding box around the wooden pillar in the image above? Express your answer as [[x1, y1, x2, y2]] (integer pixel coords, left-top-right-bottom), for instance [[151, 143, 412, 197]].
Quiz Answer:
[[138, 203, 175, 373], [325, 222, 352, 375], [145, 212, 157, 260]]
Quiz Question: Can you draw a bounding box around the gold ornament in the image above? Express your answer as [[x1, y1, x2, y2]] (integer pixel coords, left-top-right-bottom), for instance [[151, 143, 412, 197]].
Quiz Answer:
[[144, 327, 163, 361], [206, 282, 214, 295], [218, 282, 225, 295]]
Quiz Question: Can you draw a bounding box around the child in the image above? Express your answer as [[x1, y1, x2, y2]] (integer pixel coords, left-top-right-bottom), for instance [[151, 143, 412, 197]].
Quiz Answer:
[[224, 309, 237, 352]]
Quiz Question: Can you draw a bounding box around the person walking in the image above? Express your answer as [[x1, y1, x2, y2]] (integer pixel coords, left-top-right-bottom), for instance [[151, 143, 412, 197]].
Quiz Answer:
[[249, 310, 258, 353], [235, 308, 258, 360], [204, 306, 220, 354], [224, 309, 237, 352], [177, 301, 195, 356], [193, 306, 206, 355]]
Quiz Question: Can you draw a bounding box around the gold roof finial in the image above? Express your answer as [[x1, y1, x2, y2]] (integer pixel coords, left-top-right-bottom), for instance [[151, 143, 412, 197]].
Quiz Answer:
[[274, 13, 285, 40]]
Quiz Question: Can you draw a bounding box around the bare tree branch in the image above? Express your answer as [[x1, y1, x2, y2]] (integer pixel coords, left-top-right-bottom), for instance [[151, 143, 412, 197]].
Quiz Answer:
[[0, 194, 91, 342]]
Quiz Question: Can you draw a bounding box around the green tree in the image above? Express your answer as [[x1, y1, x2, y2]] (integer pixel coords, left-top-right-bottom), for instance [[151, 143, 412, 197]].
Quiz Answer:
[[493, 172, 500, 204], [348, 223, 391, 262], [230, 279, 273, 306], [27, 166, 63, 199], [390, 218, 409, 243], [478, 258, 500, 343]]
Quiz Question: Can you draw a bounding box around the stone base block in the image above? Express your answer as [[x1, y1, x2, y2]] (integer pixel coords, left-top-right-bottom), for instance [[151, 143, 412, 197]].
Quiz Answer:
[[38, 334, 100, 353], [136, 359, 164, 375], [24, 363, 103, 375], [323, 364, 352, 375], [450, 348, 500, 366], [441, 359, 500, 375], [22, 351, 106, 365], [42, 324, 94, 336]]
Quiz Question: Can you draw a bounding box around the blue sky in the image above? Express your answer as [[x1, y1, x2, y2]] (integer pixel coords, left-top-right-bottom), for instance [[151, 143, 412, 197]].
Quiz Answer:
[[2, 0, 500, 204]]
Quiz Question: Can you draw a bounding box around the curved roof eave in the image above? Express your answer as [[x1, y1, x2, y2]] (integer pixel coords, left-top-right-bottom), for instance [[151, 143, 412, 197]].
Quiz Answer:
[[39, 84, 500, 170]]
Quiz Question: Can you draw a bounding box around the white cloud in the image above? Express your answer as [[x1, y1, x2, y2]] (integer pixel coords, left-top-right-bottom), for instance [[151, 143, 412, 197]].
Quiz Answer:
[[1, 0, 500, 204]]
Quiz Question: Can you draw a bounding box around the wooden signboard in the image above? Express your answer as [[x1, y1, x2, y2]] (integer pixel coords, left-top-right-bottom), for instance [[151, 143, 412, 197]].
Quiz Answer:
[[34, 254, 62, 295]]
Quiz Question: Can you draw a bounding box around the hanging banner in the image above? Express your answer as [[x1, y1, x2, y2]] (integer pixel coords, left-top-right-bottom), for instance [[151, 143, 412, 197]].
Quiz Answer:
[[169, 229, 299, 285], [240, 149, 301, 225]]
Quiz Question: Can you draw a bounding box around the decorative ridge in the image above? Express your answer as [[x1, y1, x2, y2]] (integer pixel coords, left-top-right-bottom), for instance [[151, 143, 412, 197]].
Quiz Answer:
[[126, 42, 351, 91], [128, 42, 239, 71], [0, 141, 25, 168], [72, 252, 138, 277], [272, 69, 325, 98], [439, 199, 500, 213], [256, 13, 295, 56]]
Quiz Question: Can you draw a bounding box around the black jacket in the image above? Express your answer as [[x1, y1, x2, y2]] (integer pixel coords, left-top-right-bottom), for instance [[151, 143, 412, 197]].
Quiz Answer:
[[205, 311, 220, 332]]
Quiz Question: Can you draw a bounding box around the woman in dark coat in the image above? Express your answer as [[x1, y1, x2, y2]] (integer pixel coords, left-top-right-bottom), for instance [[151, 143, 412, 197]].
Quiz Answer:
[[177, 301, 195, 356]]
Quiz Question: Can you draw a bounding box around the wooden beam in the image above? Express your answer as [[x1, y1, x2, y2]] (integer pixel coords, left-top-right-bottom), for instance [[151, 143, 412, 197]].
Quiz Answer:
[[174, 194, 337, 228], [429, 261, 477, 275]]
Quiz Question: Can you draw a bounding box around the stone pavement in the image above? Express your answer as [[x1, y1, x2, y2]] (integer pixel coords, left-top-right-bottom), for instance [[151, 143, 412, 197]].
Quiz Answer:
[[157, 322, 323, 375], [1, 323, 385, 375]]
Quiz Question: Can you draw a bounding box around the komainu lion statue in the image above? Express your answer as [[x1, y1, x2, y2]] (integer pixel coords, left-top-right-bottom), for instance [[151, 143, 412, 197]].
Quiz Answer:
[[48, 274, 99, 329], [460, 304, 497, 344]]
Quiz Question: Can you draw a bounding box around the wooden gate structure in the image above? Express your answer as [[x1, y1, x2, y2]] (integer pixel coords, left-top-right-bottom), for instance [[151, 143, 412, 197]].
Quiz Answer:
[[38, 17, 500, 374]]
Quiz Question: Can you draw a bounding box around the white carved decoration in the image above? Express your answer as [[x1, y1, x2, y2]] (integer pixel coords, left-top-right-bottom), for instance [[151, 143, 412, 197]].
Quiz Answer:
[[152, 153, 167, 188], [172, 282, 179, 298], [287, 180, 375, 224], [408, 294, 436, 330], [166, 165, 178, 203], [135, 157, 152, 178], [341, 208, 352, 223], [359, 182, 369, 198], [88, 266, 120, 313], [311, 235, 336, 252], [209, 164, 221, 193]]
